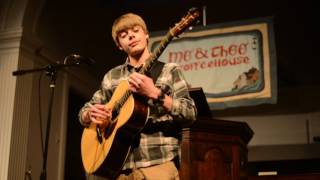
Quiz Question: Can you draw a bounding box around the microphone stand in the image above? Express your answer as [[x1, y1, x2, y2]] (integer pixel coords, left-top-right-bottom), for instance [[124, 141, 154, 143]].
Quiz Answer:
[[12, 59, 87, 180]]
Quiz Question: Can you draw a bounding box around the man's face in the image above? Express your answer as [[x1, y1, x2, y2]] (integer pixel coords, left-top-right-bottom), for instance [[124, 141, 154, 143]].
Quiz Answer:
[[117, 25, 149, 56]]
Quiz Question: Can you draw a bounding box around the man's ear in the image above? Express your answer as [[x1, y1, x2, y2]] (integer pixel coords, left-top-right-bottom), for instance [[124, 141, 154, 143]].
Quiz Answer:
[[146, 34, 149, 45]]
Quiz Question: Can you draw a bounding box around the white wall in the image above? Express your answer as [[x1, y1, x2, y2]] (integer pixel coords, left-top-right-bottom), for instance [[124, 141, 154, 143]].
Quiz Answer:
[[220, 111, 320, 161], [226, 112, 319, 146]]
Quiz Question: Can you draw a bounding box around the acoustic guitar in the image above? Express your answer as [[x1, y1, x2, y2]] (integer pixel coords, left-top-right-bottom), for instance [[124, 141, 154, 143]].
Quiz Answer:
[[81, 8, 200, 178]]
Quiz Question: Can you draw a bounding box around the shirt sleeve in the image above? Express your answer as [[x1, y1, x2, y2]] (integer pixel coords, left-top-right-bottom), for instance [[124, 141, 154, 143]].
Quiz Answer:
[[169, 65, 197, 127], [78, 72, 114, 126]]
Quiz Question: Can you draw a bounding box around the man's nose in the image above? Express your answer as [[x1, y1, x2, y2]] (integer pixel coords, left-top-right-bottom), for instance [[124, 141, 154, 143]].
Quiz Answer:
[[128, 31, 135, 39]]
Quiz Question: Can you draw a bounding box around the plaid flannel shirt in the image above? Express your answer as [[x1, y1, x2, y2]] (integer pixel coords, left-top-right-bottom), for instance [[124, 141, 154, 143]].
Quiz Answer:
[[79, 59, 197, 170]]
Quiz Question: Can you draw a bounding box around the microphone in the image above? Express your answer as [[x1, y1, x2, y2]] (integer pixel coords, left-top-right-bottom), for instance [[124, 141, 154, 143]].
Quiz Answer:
[[71, 54, 96, 66]]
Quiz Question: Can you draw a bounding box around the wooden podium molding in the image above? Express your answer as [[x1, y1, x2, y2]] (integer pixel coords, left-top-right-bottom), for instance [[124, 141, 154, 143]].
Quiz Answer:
[[180, 117, 253, 180]]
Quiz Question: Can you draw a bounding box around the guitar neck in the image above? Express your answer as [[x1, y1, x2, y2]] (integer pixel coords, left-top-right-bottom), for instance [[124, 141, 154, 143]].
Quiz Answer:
[[140, 31, 173, 75], [139, 8, 200, 75], [153, 31, 174, 60]]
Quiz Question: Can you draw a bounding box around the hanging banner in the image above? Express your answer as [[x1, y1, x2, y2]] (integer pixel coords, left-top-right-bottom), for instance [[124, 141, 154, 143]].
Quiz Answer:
[[149, 18, 277, 109]]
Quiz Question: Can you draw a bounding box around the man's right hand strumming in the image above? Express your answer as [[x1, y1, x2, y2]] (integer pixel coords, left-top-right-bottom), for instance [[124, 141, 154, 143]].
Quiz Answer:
[[83, 103, 112, 129]]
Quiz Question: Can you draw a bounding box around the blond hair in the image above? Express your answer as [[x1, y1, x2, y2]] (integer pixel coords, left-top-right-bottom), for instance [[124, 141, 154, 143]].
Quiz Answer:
[[112, 13, 148, 47]]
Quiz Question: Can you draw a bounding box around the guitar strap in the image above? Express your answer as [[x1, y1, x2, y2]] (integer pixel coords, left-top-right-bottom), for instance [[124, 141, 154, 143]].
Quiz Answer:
[[148, 60, 165, 84]]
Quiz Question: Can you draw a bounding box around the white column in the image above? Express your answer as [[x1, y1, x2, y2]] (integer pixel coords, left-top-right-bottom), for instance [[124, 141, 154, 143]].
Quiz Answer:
[[0, 29, 24, 180]]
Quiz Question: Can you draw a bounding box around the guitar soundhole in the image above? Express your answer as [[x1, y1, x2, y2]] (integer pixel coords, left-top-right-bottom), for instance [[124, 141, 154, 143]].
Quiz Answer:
[[104, 120, 117, 139], [96, 127, 103, 144], [112, 109, 119, 121]]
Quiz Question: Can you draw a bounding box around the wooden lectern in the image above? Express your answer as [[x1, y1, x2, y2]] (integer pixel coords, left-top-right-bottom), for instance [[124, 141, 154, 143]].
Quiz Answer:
[[180, 88, 254, 180]]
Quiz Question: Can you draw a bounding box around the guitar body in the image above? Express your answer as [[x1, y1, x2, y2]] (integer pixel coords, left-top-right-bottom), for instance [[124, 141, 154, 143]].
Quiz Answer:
[[81, 80, 149, 178]]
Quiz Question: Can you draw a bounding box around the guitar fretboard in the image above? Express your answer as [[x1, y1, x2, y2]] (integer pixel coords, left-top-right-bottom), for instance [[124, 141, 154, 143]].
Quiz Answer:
[[139, 31, 174, 75]]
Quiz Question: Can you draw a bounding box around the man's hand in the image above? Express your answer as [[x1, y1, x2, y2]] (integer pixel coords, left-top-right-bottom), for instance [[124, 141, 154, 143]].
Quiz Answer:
[[85, 104, 112, 128], [128, 72, 160, 99]]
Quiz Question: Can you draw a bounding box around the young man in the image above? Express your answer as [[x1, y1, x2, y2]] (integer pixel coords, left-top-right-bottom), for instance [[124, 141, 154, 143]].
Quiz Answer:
[[79, 13, 197, 179]]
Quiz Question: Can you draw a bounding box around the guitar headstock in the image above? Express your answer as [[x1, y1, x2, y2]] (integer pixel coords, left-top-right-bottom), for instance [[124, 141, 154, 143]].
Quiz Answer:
[[170, 8, 201, 37]]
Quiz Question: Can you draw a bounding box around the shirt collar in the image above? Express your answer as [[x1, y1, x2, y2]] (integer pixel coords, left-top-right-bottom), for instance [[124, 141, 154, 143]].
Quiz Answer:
[[124, 57, 144, 73]]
